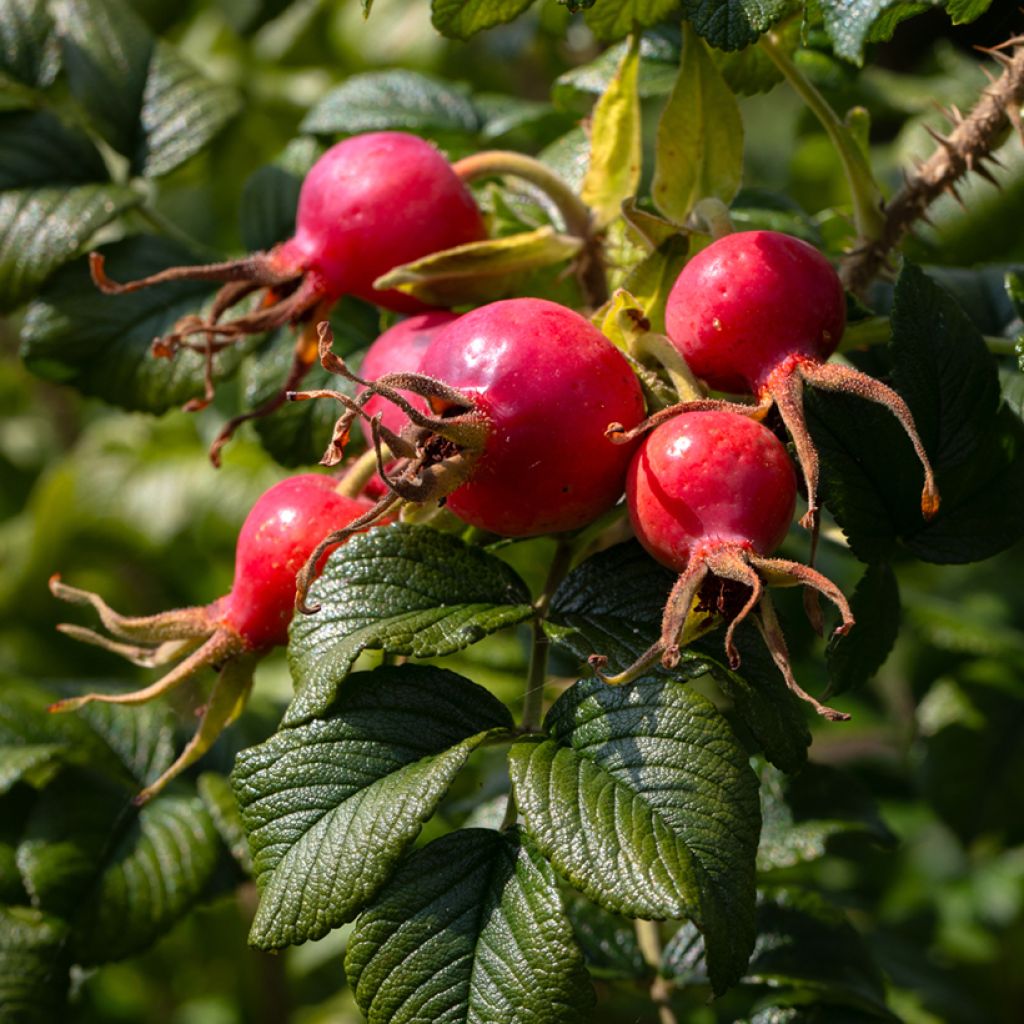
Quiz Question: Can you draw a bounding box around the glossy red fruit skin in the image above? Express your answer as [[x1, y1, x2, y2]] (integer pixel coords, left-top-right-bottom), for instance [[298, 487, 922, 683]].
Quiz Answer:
[[222, 475, 372, 649], [627, 411, 797, 571], [273, 132, 486, 314], [358, 311, 460, 442], [665, 230, 846, 394], [418, 298, 646, 537]]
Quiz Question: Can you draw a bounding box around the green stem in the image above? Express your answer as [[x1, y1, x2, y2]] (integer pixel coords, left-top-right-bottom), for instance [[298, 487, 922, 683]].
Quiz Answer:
[[453, 150, 608, 308], [760, 33, 885, 242], [634, 920, 677, 1024]]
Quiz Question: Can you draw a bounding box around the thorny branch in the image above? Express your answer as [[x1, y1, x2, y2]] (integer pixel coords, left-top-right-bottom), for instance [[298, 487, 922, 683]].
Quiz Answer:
[[840, 35, 1024, 298]]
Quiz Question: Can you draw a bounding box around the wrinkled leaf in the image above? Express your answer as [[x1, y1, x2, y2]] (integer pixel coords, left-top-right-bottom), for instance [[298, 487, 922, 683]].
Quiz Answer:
[[0, 907, 69, 1022], [287, 524, 533, 725], [20, 235, 245, 413], [373, 227, 583, 308], [431, 0, 537, 40], [0, 185, 139, 312], [817, 0, 930, 65], [233, 665, 513, 949], [0, 0, 59, 90], [198, 773, 252, 874], [509, 677, 760, 993], [345, 828, 595, 1023], [582, 35, 642, 229], [652, 27, 743, 225], [585, 0, 681, 42], [0, 745, 63, 794], [681, 0, 792, 51], [302, 70, 481, 137]]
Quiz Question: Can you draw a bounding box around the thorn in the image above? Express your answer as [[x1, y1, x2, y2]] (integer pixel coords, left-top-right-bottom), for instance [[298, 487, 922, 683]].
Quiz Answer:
[[923, 124, 958, 155], [945, 182, 967, 209], [979, 64, 997, 84], [949, 103, 964, 124], [986, 152, 1006, 170], [973, 162, 1002, 188]]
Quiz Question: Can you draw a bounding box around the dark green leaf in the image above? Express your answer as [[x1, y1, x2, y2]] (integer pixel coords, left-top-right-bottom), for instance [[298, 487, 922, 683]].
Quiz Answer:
[[431, 0, 538, 40], [0, 0, 59, 90], [20, 235, 246, 412], [757, 761, 896, 871], [0, 907, 69, 1022], [475, 94, 572, 148], [301, 70, 481, 137], [0, 744, 63, 794], [198, 773, 252, 874], [662, 888, 894, 1016], [826, 563, 900, 697], [239, 165, 301, 253], [54, 0, 238, 178], [71, 792, 221, 963], [566, 894, 648, 980], [0, 111, 107, 190], [816, 0, 930, 65], [233, 665, 513, 949], [681, 0, 792, 51], [0, 185, 139, 312], [287, 524, 533, 725], [652, 26, 744, 224], [548, 542, 810, 774], [586, 0, 682, 42], [345, 828, 595, 1023], [508, 677, 760, 993], [712, 37, 786, 94]]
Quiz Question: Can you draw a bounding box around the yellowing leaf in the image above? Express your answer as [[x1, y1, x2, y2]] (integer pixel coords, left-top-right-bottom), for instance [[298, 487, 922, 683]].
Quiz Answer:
[[652, 27, 743, 225], [581, 34, 642, 229]]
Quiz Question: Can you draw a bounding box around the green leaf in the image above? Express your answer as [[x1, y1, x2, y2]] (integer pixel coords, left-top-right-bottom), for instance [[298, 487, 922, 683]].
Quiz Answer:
[[198, 773, 252, 874], [20, 235, 246, 413], [652, 27, 744, 225], [508, 676, 760, 993], [548, 542, 809, 774], [807, 264, 1024, 564], [662, 888, 894, 1016], [0, 907, 69, 1022], [681, 0, 792, 51], [0, 111, 107, 190], [581, 35, 642, 229], [239, 165, 301, 253], [301, 70, 481, 138], [0, 185, 139, 312], [431, 0, 538, 40], [585, 0, 681, 42], [71, 792, 222, 963], [287, 524, 533, 725], [0, 745, 63, 794], [757, 761, 896, 871], [345, 828, 595, 1023], [621, 233, 691, 333], [826, 563, 900, 697], [0, 0, 59, 90], [372, 227, 583, 308], [711, 37, 785, 95], [540, 127, 590, 194], [945, 0, 992, 22], [233, 665, 513, 949], [566, 895, 648, 980], [816, 1, 929, 65], [53, 0, 238, 178]]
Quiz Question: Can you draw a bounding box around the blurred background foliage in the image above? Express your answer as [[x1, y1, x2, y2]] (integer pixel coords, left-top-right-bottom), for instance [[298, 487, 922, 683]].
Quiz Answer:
[[2, 0, 1024, 1022]]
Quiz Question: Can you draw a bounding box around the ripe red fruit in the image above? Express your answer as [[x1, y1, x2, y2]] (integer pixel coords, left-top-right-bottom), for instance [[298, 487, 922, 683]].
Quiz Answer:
[[605, 409, 853, 720], [663, 230, 938, 532], [50, 474, 374, 801]]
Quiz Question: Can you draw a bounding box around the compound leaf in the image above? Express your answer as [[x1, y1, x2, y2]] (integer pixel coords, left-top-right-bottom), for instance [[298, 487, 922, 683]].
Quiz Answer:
[[345, 828, 595, 1023], [233, 665, 513, 949], [287, 524, 533, 725], [652, 26, 743, 225], [431, 0, 537, 40], [20, 235, 245, 413], [302, 70, 481, 137], [508, 676, 760, 993]]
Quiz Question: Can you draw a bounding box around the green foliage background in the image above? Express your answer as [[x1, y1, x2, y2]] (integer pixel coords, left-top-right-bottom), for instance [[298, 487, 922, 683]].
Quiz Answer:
[[2, 1, 1024, 1022]]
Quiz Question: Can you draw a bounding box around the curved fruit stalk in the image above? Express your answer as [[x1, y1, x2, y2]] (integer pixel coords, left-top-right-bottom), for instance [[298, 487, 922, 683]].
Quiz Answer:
[[289, 298, 646, 610], [598, 410, 854, 721], [663, 230, 939, 538], [90, 132, 485, 460], [50, 475, 373, 802]]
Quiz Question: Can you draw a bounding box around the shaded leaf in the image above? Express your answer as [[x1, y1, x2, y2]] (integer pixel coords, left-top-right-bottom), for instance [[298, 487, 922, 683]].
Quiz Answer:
[[0, 0, 59, 90], [233, 665, 513, 949], [373, 227, 583, 308], [0, 185, 139, 312], [198, 773, 252, 875], [302, 70, 481, 137], [566, 894, 648, 980], [681, 0, 792, 51], [0, 907, 69, 1022], [0, 110, 106, 190], [239, 164, 301, 253], [816, 0, 930, 65], [508, 677, 760, 993], [0, 745, 63, 795], [20, 235, 245, 413], [431, 0, 538, 40], [652, 27, 743, 225], [585, 0, 681, 42], [581, 34, 642, 229], [345, 828, 595, 1023], [287, 524, 532, 725], [826, 563, 900, 697], [757, 761, 896, 872]]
